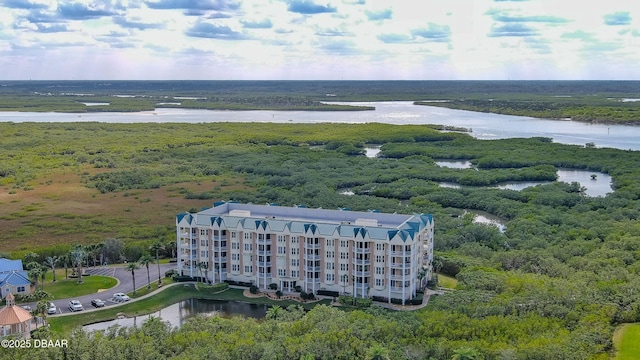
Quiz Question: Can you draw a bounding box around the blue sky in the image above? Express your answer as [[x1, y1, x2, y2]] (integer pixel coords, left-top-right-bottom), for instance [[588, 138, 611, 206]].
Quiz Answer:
[[0, 0, 639, 80]]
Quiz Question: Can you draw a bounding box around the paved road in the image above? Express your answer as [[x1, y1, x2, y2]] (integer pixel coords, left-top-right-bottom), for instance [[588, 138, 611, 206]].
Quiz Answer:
[[24, 263, 176, 315]]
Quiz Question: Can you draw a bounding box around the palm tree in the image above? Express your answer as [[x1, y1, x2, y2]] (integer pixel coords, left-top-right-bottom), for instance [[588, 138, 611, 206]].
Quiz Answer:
[[32, 300, 50, 329], [23, 252, 40, 265], [266, 305, 283, 320], [366, 343, 390, 360], [150, 241, 164, 285], [139, 254, 154, 289], [451, 347, 484, 360], [70, 246, 86, 284], [126, 261, 140, 295], [417, 267, 427, 290], [28, 266, 43, 291], [196, 262, 207, 284], [44, 256, 58, 282], [58, 254, 71, 279]]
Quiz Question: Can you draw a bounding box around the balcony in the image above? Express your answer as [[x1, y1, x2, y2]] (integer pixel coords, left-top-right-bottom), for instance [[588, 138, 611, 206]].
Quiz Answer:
[[353, 247, 371, 254], [257, 250, 272, 256], [303, 266, 321, 272], [214, 246, 228, 252], [389, 274, 409, 280], [351, 259, 371, 266], [390, 262, 411, 269], [257, 238, 272, 245], [352, 270, 370, 277], [257, 262, 272, 267], [304, 243, 321, 249], [181, 241, 197, 249], [213, 257, 228, 263], [304, 254, 320, 261]]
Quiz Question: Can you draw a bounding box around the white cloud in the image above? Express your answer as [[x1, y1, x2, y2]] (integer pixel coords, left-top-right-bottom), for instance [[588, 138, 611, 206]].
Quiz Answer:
[[0, 0, 639, 79]]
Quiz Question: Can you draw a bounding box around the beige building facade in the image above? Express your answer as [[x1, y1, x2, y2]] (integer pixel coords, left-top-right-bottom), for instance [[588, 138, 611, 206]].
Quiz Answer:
[[176, 202, 434, 303]]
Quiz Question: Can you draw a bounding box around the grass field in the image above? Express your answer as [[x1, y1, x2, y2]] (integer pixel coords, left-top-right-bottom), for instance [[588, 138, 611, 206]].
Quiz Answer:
[[437, 274, 458, 289], [614, 323, 640, 360], [42, 275, 118, 299], [0, 166, 247, 254]]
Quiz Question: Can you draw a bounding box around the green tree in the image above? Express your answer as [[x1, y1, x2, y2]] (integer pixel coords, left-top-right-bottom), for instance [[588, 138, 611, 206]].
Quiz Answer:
[[32, 300, 50, 329], [452, 347, 484, 360], [150, 241, 164, 285], [44, 256, 58, 282], [139, 254, 154, 289], [366, 343, 390, 360], [266, 305, 283, 320], [70, 246, 86, 284], [126, 261, 140, 295]]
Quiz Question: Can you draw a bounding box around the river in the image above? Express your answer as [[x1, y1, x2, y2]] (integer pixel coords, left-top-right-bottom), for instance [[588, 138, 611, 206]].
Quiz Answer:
[[0, 101, 638, 150]]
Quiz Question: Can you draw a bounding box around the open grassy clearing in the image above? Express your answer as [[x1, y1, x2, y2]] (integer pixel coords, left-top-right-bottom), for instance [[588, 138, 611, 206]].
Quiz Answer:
[[0, 166, 247, 253], [613, 323, 640, 360], [437, 274, 458, 289], [41, 275, 118, 299]]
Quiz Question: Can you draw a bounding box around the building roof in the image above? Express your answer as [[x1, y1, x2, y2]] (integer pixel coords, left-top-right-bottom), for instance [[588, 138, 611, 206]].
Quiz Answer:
[[0, 258, 23, 273], [178, 202, 433, 243], [0, 271, 31, 287], [0, 304, 32, 325]]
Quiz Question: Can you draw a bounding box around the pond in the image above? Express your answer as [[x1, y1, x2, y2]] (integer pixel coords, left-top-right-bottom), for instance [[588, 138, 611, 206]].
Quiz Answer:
[[470, 210, 507, 233], [83, 299, 268, 332], [435, 161, 612, 197]]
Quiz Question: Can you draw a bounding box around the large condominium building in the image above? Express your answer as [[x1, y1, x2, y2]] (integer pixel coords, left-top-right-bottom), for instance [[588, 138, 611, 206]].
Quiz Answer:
[[176, 202, 434, 303]]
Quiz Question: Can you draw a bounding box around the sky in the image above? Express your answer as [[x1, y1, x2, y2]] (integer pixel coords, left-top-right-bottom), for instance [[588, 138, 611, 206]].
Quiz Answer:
[[0, 0, 639, 80]]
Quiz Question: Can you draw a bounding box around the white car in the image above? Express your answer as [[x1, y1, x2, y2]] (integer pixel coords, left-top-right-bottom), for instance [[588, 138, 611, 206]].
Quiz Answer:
[[113, 293, 131, 302], [68, 300, 83, 312], [47, 302, 57, 315]]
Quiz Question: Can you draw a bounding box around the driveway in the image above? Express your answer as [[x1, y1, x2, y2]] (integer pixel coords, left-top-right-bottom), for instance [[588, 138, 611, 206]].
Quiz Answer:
[[25, 263, 176, 315]]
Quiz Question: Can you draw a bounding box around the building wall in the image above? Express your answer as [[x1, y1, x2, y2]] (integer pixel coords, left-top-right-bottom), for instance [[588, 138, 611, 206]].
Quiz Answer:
[[177, 207, 434, 302]]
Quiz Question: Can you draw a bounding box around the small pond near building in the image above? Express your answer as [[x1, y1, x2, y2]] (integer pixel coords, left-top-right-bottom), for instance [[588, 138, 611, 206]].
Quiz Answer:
[[83, 299, 268, 332]]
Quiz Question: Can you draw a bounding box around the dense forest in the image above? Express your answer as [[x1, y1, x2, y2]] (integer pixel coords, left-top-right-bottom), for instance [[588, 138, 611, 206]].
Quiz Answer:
[[1, 120, 640, 358]]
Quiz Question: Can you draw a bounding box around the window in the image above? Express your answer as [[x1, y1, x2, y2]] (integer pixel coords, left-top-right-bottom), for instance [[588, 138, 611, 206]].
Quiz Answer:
[[231, 242, 239, 250], [340, 240, 348, 248], [231, 231, 237, 239], [326, 251, 335, 259], [232, 264, 240, 272], [244, 243, 253, 251], [278, 235, 286, 243], [291, 237, 299, 245], [278, 268, 286, 277], [200, 250, 209, 258], [326, 273, 335, 282], [340, 252, 348, 260], [17, 286, 25, 292], [326, 262, 335, 270], [231, 253, 239, 261], [244, 232, 251, 240], [326, 238, 334, 247], [291, 259, 299, 267], [375, 267, 384, 275], [200, 229, 206, 236], [244, 265, 253, 273], [375, 255, 385, 263], [291, 270, 299, 278], [376, 243, 384, 251], [278, 246, 286, 255], [200, 239, 209, 247], [340, 263, 349, 271], [291, 248, 299, 255], [375, 278, 383, 287]]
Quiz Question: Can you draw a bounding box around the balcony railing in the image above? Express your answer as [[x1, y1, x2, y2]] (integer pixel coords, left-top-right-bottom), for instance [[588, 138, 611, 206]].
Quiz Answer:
[[257, 250, 272, 256], [304, 243, 321, 249], [257, 238, 272, 245], [304, 254, 320, 261], [257, 262, 272, 267], [213, 257, 228, 263], [353, 247, 371, 254], [390, 262, 411, 269], [352, 259, 371, 266], [303, 266, 321, 272], [352, 270, 370, 277]]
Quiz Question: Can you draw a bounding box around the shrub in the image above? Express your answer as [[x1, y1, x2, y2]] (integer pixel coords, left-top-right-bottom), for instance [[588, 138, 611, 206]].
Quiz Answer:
[[269, 283, 278, 290], [250, 285, 259, 294], [294, 285, 302, 292], [276, 290, 283, 298], [165, 269, 177, 278]]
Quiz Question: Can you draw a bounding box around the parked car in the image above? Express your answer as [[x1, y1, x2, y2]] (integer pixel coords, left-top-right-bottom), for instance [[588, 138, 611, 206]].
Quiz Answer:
[[68, 300, 84, 312], [21, 305, 31, 311], [113, 293, 130, 302], [91, 299, 105, 308], [47, 302, 57, 315]]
